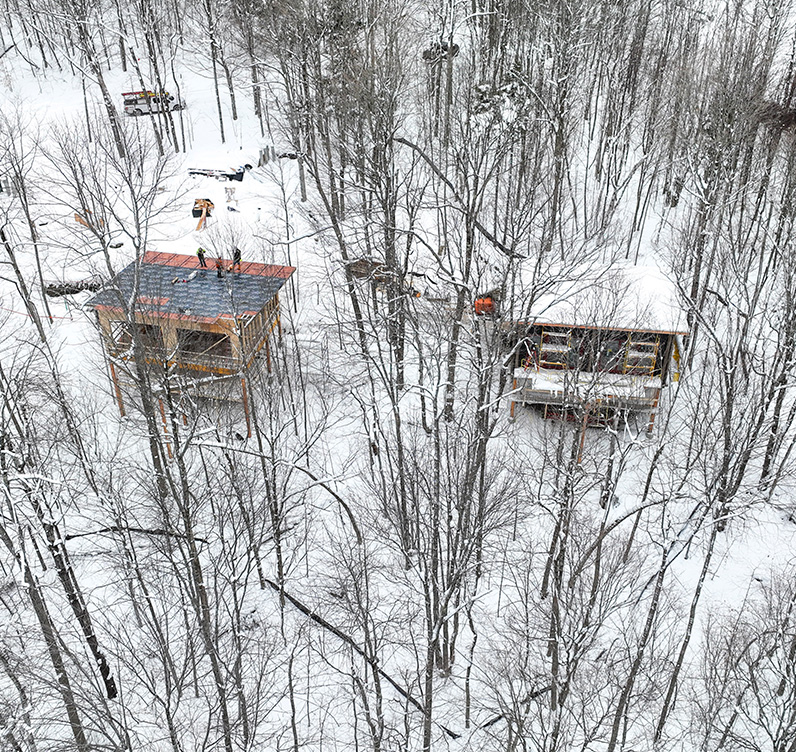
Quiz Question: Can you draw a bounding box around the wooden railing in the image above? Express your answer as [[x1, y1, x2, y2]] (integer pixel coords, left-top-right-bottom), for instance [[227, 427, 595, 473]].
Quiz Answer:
[[107, 343, 241, 374]]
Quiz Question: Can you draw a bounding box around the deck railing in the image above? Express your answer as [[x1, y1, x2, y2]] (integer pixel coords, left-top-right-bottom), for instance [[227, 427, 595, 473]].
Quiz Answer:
[[107, 344, 242, 374]]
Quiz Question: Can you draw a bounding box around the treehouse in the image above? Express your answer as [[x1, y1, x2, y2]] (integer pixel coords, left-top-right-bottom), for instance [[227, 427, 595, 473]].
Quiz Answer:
[[88, 251, 294, 429], [507, 266, 688, 432]]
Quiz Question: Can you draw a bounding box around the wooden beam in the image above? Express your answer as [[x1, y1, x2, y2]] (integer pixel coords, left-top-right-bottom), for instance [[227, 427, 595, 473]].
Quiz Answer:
[[158, 398, 173, 459], [109, 362, 125, 417], [241, 378, 252, 438], [647, 388, 662, 434], [577, 407, 589, 463], [510, 378, 517, 419]]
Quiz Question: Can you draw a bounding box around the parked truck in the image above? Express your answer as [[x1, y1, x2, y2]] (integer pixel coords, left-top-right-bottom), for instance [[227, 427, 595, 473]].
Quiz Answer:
[[122, 91, 184, 116]]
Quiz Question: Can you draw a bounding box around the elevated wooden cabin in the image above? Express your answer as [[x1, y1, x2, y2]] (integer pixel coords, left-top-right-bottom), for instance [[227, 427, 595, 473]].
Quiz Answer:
[[88, 251, 294, 426], [508, 267, 687, 431]]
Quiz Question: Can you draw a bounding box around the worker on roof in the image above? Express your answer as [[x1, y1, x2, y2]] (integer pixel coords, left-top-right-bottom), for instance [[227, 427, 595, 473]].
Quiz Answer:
[[233, 247, 242, 271], [197, 246, 207, 268]]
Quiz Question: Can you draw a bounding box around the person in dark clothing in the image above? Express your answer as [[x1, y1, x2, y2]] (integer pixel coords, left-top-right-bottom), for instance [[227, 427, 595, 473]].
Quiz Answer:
[[215, 258, 225, 278], [232, 247, 242, 271], [197, 246, 207, 267]]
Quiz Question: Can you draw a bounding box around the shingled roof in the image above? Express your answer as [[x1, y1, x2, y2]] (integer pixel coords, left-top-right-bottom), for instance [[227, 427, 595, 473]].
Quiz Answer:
[[88, 252, 295, 324]]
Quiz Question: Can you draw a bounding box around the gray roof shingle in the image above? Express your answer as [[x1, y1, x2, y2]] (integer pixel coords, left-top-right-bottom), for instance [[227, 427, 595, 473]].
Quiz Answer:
[[89, 253, 294, 323]]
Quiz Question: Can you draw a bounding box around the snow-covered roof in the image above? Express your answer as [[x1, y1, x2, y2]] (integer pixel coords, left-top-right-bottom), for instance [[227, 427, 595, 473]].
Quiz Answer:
[[521, 265, 688, 335], [88, 251, 294, 325]]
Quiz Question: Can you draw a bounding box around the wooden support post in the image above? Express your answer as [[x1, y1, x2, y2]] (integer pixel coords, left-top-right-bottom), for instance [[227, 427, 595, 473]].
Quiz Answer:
[[162, 324, 178, 366], [158, 398, 173, 459], [577, 406, 589, 464], [265, 337, 272, 373], [647, 388, 662, 434], [109, 361, 125, 417], [241, 377, 252, 438], [510, 377, 517, 419]]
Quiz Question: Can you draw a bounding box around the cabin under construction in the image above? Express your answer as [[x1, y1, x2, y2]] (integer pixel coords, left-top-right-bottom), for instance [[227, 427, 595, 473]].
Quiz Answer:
[[88, 251, 294, 431], [506, 267, 688, 432]]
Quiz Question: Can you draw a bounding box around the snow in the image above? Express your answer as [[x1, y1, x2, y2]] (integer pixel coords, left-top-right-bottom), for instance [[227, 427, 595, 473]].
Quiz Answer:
[[514, 366, 663, 401], [523, 264, 689, 334], [0, 9, 795, 752]]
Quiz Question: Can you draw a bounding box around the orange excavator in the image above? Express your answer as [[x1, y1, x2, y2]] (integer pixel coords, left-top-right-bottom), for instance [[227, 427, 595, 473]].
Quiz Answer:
[[474, 296, 495, 315], [474, 289, 500, 316]]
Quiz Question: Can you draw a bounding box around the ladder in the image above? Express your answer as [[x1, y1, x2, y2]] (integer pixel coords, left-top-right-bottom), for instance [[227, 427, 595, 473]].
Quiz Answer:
[[623, 334, 659, 375]]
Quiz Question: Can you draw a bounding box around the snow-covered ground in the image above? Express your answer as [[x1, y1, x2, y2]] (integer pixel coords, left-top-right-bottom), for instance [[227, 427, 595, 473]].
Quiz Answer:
[[2, 5, 796, 752]]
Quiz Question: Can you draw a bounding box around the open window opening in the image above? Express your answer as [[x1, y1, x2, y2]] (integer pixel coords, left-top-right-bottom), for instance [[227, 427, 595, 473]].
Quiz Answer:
[[176, 329, 232, 359], [108, 321, 163, 351]]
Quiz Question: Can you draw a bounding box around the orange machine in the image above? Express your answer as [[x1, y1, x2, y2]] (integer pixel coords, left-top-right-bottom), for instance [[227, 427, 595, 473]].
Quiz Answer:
[[474, 296, 496, 315]]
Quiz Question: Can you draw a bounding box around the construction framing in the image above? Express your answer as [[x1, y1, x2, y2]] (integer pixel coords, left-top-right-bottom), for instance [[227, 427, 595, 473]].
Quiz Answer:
[[89, 252, 295, 433]]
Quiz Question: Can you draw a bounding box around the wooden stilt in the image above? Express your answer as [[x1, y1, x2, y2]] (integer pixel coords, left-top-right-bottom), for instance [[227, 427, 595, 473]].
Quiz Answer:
[[647, 388, 661, 434], [577, 407, 589, 464], [265, 338, 272, 373], [109, 361, 125, 417], [158, 398, 173, 459], [241, 378, 252, 438], [510, 378, 517, 419]]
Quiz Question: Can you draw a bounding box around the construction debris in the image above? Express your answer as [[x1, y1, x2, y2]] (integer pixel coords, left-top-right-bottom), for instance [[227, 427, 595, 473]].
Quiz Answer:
[[45, 276, 103, 297], [193, 198, 214, 230], [74, 209, 104, 230], [188, 165, 253, 182]]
